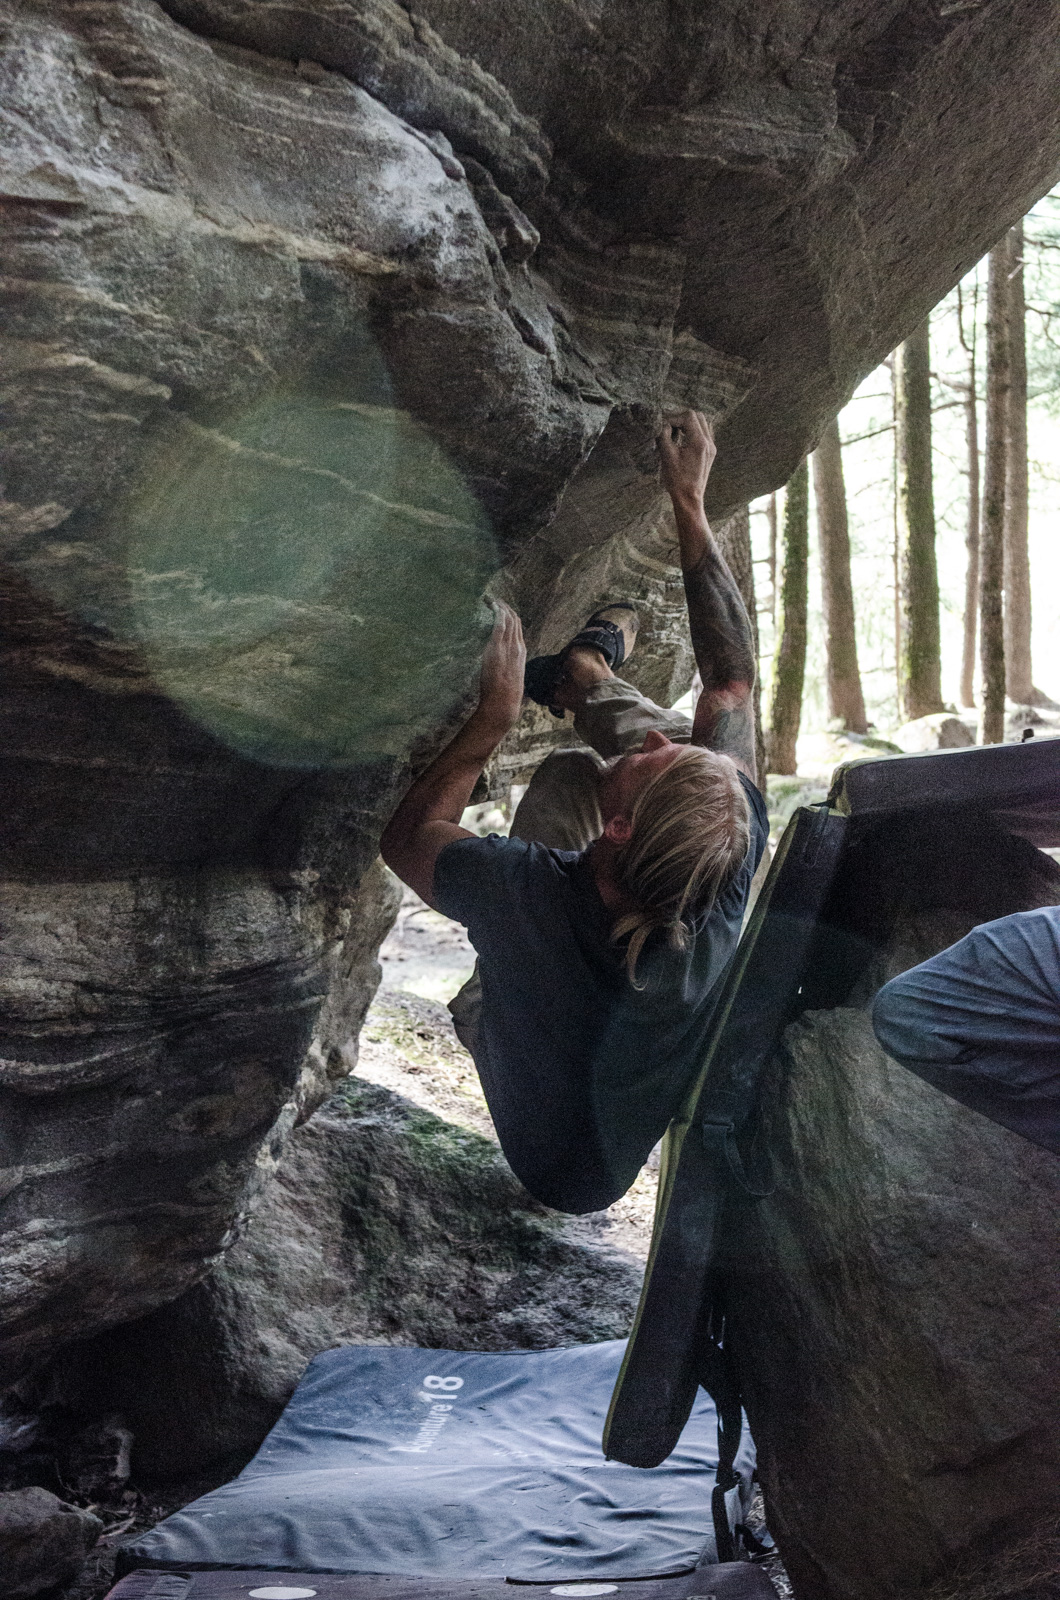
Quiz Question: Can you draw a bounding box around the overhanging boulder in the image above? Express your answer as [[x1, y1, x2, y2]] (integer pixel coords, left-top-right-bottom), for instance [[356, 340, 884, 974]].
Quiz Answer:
[[5, 0, 1060, 1386]]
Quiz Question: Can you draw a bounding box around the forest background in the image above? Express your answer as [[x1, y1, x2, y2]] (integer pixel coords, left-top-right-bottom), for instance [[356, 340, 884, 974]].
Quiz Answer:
[[751, 185, 1060, 772]]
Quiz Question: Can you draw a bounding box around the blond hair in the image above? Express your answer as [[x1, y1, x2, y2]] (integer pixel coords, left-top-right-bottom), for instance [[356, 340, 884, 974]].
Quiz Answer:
[[610, 746, 751, 985]]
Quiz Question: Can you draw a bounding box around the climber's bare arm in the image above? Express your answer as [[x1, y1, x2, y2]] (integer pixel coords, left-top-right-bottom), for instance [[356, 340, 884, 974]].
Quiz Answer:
[[657, 410, 757, 783], [380, 604, 526, 906]]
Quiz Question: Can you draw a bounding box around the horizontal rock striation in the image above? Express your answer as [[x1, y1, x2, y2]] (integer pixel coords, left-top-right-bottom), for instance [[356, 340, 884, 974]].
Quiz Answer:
[[4, 0, 1060, 1400]]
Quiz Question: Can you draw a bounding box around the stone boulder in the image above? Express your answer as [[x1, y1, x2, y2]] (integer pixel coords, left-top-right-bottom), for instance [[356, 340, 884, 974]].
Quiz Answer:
[[715, 807, 1060, 1600], [6, 0, 1060, 1390], [894, 712, 976, 752], [0, 849, 400, 1392], [726, 1009, 1060, 1600], [0, 1486, 103, 1599], [44, 1072, 643, 1479]]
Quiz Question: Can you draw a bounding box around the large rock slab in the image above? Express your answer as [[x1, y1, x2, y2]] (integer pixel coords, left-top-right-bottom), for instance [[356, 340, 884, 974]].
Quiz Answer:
[[726, 1008, 1060, 1600], [5, 0, 1060, 1389]]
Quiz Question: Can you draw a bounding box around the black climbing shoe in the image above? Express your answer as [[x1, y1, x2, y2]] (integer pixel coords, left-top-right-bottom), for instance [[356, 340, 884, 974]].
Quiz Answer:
[[524, 603, 639, 718]]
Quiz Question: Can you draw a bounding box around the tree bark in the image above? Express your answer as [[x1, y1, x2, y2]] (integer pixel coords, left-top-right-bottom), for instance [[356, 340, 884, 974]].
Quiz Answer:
[[766, 492, 778, 623], [767, 459, 809, 775], [895, 317, 944, 721], [958, 280, 980, 710], [715, 503, 766, 780], [980, 239, 1010, 745], [812, 417, 868, 733], [1003, 219, 1035, 705]]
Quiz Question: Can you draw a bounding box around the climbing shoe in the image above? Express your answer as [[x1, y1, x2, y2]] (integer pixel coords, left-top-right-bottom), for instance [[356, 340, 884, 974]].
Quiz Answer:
[[524, 602, 639, 718]]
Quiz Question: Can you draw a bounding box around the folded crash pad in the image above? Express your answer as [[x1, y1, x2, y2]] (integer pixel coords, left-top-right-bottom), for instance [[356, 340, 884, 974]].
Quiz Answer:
[[605, 736, 1060, 1469], [118, 1342, 756, 1580]]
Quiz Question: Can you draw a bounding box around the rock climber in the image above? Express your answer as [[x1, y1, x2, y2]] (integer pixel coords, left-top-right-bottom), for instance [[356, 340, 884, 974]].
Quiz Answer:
[[380, 410, 768, 1212], [872, 907, 1060, 1155]]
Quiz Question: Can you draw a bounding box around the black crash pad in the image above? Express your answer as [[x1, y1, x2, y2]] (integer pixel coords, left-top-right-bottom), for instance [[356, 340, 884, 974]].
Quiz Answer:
[[828, 732, 1060, 845], [106, 1568, 778, 1599], [116, 1343, 756, 1581], [604, 736, 1060, 1470]]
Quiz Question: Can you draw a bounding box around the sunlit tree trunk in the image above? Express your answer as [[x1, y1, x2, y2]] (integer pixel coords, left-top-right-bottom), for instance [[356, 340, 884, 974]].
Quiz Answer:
[[1003, 220, 1035, 705], [767, 460, 808, 775], [766, 492, 778, 623], [895, 317, 944, 721], [715, 504, 766, 779], [958, 280, 980, 710], [980, 239, 1009, 744], [812, 418, 868, 733]]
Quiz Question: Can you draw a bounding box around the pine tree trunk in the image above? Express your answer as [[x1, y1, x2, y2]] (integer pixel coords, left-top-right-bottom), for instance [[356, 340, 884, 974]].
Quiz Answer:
[[895, 317, 944, 721], [767, 492, 778, 623], [1003, 219, 1035, 705], [812, 417, 868, 733], [958, 282, 980, 711], [767, 459, 809, 775], [980, 239, 1010, 745], [715, 504, 766, 779]]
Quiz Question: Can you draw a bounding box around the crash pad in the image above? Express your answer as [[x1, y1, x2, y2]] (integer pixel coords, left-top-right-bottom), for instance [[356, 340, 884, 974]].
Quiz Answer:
[[117, 1342, 756, 1580], [106, 1567, 778, 1598]]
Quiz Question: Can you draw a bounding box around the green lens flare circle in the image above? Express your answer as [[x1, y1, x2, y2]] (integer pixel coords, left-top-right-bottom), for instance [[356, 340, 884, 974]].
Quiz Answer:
[[124, 392, 495, 767]]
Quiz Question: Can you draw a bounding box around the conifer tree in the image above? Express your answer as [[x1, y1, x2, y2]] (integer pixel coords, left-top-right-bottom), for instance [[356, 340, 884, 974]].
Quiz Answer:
[[767, 460, 809, 775], [957, 280, 980, 711], [812, 417, 868, 733], [895, 317, 944, 721], [980, 239, 1010, 744], [1003, 219, 1036, 706]]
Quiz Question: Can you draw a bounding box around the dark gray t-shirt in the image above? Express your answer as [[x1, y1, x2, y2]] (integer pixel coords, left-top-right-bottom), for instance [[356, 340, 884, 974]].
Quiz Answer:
[[434, 774, 768, 1212]]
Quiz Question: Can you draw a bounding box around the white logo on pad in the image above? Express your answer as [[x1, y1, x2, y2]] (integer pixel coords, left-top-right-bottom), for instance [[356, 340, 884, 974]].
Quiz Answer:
[[390, 1374, 465, 1452]]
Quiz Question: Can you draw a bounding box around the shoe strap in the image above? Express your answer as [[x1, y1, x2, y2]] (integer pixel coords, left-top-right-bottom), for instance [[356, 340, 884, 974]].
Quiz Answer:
[[566, 618, 626, 670]]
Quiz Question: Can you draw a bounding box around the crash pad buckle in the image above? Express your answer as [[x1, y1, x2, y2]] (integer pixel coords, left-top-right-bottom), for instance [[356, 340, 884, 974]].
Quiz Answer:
[[701, 1118, 774, 1199]]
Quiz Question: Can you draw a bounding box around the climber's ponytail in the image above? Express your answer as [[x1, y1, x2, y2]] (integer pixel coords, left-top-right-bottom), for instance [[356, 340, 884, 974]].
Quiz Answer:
[[609, 746, 750, 987]]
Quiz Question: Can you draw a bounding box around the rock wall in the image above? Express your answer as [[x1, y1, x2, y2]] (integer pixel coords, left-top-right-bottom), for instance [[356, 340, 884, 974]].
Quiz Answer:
[[728, 1011, 1060, 1600], [5, 0, 1060, 1389], [724, 818, 1060, 1600]]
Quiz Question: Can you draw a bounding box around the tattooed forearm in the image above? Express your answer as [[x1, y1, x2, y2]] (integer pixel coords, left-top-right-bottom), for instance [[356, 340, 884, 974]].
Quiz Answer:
[[682, 544, 756, 692], [694, 692, 757, 777], [656, 411, 757, 777], [676, 520, 757, 777]]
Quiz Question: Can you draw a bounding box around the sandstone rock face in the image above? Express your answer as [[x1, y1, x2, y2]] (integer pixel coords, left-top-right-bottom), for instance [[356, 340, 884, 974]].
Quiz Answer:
[[48, 1072, 643, 1479], [726, 1010, 1060, 1600], [5, 0, 1060, 1387], [0, 1485, 103, 1599]]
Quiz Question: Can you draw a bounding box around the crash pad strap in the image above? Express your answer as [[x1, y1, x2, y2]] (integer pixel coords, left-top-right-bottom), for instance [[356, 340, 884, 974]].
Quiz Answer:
[[699, 1336, 743, 1565]]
